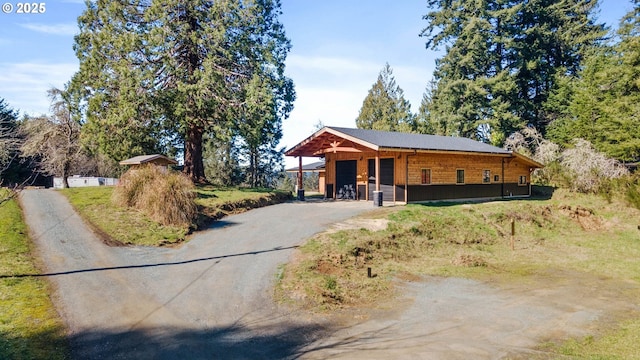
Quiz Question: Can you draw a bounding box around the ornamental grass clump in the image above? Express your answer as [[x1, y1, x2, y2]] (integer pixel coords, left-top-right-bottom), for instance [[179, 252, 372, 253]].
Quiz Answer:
[[113, 165, 197, 227]]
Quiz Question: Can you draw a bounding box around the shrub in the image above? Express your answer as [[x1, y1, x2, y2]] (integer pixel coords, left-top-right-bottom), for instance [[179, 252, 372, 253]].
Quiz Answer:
[[561, 139, 629, 194], [112, 165, 197, 227]]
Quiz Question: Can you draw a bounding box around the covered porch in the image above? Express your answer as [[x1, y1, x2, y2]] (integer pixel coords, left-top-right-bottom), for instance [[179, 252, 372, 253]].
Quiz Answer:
[[285, 127, 402, 205]]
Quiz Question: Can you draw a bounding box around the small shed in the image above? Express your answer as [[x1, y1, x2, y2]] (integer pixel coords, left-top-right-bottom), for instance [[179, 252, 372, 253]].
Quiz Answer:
[[119, 154, 178, 168]]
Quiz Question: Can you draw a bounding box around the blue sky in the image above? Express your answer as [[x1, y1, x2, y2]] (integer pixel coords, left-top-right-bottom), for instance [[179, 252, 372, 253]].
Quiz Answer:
[[0, 0, 634, 168]]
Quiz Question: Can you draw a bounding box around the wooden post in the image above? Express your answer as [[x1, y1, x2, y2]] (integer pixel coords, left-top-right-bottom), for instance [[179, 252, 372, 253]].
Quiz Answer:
[[297, 156, 304, 201], [373, 152, 382, 206], [510, 218, 515, 251], [375, 152, 380, 192], [298, 156, 303, 189]]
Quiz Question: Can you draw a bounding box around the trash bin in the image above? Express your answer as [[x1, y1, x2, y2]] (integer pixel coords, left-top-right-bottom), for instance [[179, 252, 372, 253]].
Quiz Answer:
[[373, 190, 383, 207], [297, 189, 305, 201]]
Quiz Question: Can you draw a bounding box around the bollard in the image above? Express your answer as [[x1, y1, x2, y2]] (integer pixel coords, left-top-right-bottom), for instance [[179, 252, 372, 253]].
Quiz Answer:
[[367, 267, 372, 278]]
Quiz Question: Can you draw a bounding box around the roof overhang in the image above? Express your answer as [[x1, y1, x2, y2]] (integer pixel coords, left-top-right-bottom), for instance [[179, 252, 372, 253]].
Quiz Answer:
[[285, 127, 379, 157], [510, 152, 544, 169], [285, 127, 543, 169]]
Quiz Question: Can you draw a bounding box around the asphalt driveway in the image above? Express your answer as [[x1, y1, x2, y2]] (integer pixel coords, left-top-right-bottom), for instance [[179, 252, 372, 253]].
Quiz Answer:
[[20, 189, 373, 359]]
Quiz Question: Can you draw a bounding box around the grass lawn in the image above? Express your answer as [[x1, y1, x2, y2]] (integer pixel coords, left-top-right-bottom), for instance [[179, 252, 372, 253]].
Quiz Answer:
[[277, 188, 640, 358], [0, 189, 68, 360], [61, 185, 291, 246]]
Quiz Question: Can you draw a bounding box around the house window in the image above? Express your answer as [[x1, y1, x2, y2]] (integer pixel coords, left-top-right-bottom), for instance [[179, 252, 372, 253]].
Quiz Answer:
[[494, 175, 500, 182], [456, 169, 465, 184], [421, 168, 431, 185], [519, 175, 527, 185], [483, 170, 491, 183]]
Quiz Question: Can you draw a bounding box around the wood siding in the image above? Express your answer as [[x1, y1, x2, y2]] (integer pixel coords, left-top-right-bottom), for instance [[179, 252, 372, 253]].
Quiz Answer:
[[323, 150, 532, 202]]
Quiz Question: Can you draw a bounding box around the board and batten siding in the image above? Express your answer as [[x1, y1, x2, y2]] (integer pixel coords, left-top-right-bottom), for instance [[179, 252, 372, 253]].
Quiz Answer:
[[324, 150, 532, 202], [407, 153, 506, 185]]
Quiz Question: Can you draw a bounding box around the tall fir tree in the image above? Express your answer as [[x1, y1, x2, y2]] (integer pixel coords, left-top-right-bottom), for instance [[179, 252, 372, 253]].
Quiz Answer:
[[420, 0, 606, 144], [548, 1, 640, 161], [356, 63, 416, 132], [72, 0, 294, 183]]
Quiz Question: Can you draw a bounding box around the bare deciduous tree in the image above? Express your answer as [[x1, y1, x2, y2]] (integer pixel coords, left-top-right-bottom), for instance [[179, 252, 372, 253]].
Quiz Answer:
[[21, 88, 82, 188], [561, 139, 629, 193]]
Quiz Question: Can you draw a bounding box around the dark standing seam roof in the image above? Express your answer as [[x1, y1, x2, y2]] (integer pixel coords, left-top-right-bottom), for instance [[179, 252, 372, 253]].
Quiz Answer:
[[328, 127, 511, 154]]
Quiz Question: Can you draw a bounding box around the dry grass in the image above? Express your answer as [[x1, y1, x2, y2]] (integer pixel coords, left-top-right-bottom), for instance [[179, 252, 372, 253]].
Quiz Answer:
[[278, 188, 640, 309], [113, 165, 197, 227]]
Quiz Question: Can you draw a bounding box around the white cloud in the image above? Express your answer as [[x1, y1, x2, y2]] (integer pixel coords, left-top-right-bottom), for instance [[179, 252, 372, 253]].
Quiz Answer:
[[281, 54, 435, 168], [20, 23, 78, 36], [0, 62, 78, 116]]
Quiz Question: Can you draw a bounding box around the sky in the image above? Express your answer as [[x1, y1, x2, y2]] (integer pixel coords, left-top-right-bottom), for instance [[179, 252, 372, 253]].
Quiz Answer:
[[0, 0, 635, 168]]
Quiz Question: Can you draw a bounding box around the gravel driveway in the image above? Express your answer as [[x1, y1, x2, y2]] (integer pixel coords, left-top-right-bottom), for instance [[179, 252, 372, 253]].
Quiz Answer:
[[20, 189, 636, 359], [20, 189, 372, 359]]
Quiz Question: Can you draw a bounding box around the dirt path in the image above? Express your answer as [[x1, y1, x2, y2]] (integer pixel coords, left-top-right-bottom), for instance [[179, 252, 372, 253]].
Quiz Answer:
[[19, 189, 638, 359]]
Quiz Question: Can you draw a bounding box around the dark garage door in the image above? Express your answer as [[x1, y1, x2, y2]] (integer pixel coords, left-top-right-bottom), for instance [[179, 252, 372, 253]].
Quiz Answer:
[[335, 160, 357, 200], [368, 158, 394, 202]]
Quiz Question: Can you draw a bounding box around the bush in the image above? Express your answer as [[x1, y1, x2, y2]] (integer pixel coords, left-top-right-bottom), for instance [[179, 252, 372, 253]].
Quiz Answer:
[[112, 165, 197, 227], [561, 139, 629, 194]]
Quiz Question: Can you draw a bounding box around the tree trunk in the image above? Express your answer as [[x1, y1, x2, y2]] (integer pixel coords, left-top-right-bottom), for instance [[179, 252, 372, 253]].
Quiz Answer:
[[184, 124, 207, 184], [62, 161, 70, 189]]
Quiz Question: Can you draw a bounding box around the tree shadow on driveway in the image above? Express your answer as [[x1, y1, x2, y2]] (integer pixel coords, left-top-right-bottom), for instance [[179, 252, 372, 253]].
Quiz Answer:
[[0, 245, 298, 279]]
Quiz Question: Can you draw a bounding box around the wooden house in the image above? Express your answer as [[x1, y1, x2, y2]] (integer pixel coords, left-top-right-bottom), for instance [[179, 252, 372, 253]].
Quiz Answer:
[[285, 127, 543, 204]]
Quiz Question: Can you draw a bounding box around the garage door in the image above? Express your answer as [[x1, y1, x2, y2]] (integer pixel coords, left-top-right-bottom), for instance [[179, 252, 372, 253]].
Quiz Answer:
[[335, 160, 357, 200], [368, 158, 394, 202]]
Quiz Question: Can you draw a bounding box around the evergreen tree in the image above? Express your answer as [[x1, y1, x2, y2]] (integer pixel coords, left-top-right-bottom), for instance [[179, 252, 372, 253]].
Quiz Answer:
[[421, 0, 606, 144], [356, 63, 416, 132], [72, 0, 294, 183], [548, 1, 640, 161]]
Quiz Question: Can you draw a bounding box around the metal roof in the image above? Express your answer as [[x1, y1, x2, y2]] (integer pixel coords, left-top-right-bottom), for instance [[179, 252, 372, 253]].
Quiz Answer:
[[285, 160, 325, 172], [327, 127, 511, 154]]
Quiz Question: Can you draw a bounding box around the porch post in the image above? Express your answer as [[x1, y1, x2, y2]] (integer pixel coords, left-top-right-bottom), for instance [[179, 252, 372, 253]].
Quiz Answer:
[[373, 152, 382, 206], [297, 156, 304, 201]]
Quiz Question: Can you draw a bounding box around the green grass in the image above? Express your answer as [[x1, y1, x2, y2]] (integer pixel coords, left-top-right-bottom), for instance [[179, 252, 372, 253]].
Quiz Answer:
[[0, 189, 68, 360], [195, 185, 291, 219], [278, 188, 640, 358], [549, 319, 640, 359], [61, 187, 189, 246], [61, 185, 291, 246]]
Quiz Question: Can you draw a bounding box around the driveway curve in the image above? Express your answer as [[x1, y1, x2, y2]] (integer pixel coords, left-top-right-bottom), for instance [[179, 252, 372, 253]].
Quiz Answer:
[[20, 189, 637, 359], [20, 189, 372, 359]]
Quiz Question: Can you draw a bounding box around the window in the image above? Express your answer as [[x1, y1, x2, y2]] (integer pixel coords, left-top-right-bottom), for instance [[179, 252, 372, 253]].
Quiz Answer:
[[483, 170, 491, 183], [494, 175, 500, 182], [519, 175, 527, 185], [421, 168, 431, 185], [456, 169, 465, 184]]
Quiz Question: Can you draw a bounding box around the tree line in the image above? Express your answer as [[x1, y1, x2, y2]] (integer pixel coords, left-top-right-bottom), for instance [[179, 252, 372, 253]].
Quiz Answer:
[[1, 0, 294, 190], [357, 0, 639, 164], [3, 0, 639, 192]]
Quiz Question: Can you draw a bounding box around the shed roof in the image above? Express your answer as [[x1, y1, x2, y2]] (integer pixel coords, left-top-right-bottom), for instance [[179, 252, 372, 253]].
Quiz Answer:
[[119, 154, 178, 166]]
